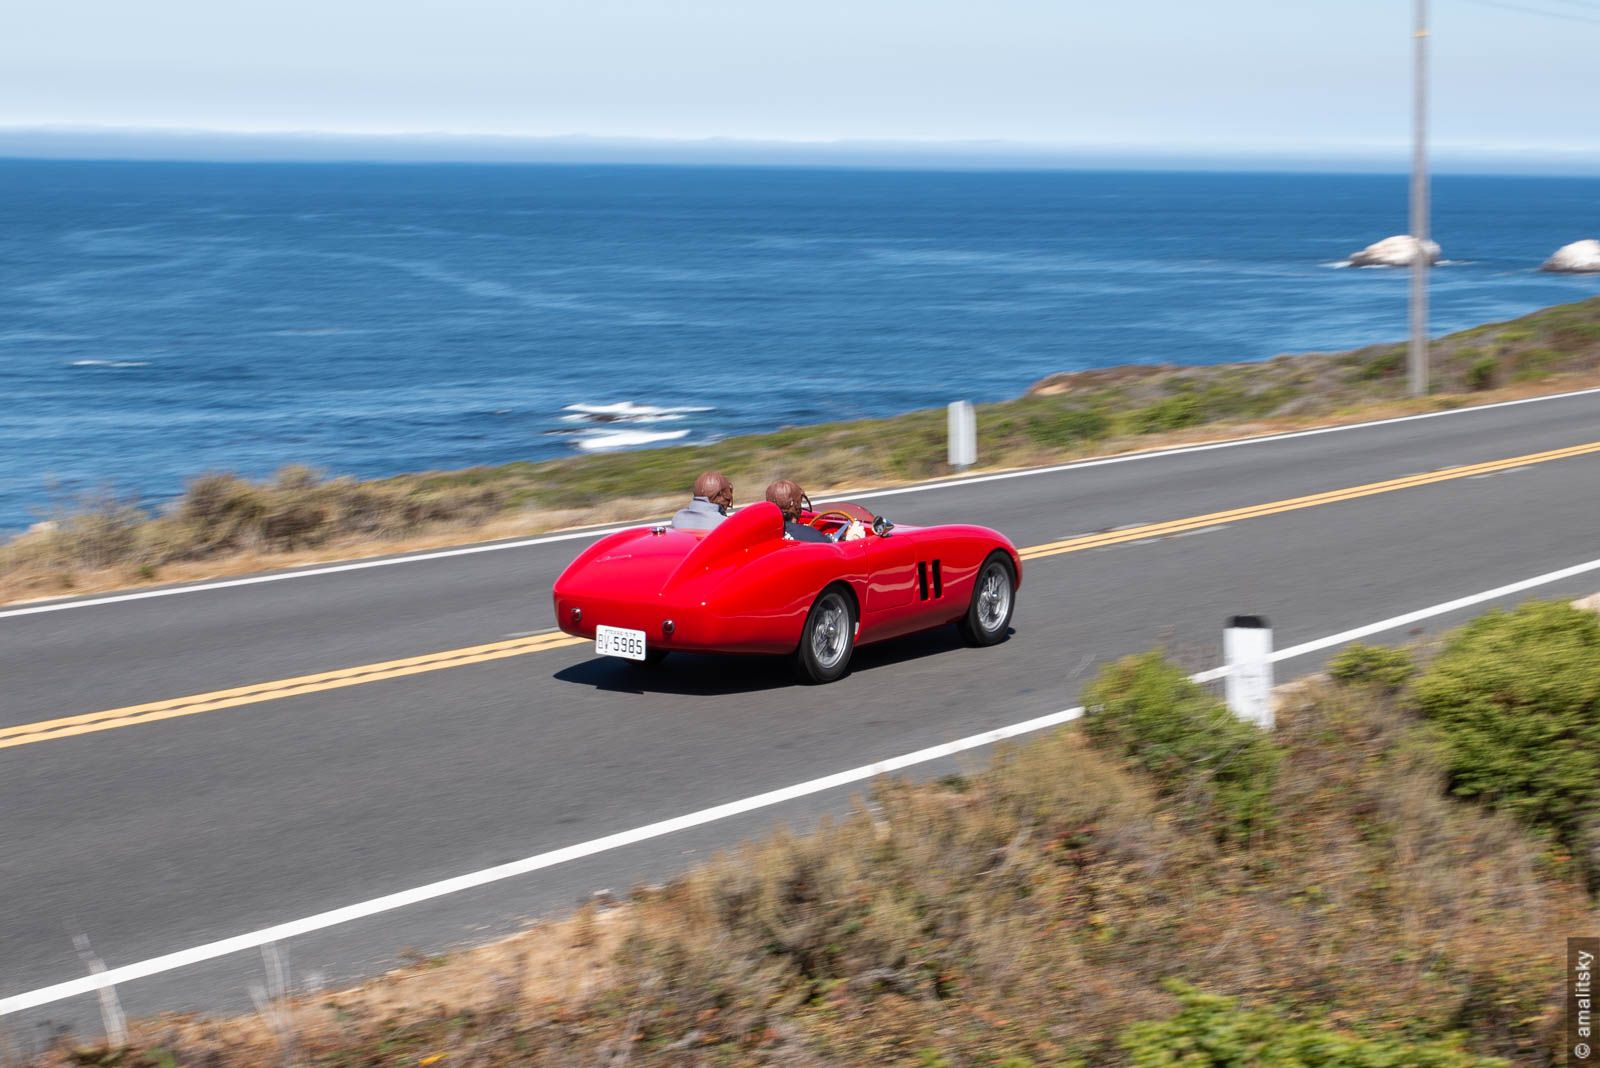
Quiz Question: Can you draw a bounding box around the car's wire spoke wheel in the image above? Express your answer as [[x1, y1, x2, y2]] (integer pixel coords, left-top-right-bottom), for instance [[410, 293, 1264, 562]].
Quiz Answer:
[[811, 595, 849, 668], [976, 566, 1011, 633], [796, 587, 856, 683], [959, 554, 1015, 647]]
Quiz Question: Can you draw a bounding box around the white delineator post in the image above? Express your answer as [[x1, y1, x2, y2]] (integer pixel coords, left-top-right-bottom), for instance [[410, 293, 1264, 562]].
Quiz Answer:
[[74, 935, 127, 1048], [948, 400, 976, 470], [1224, 615, 1274, 730]]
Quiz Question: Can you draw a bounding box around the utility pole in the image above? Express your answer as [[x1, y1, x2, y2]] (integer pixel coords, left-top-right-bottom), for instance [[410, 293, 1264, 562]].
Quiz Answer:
[[1409, 0, 1430, 397]]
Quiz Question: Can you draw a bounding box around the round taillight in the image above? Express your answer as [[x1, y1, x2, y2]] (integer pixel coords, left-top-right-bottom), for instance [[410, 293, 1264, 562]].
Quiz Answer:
[[570, 606, 583, 624], [661, 619, 675, 636]]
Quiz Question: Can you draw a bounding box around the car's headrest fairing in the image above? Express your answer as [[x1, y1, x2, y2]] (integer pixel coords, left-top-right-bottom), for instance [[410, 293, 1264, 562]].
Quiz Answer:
[[662, 501, 785, 591]]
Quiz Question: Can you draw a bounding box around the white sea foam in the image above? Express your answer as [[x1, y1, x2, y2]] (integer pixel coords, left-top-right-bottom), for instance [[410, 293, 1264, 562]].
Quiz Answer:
[[561, 402, 715, 433], [69, 359, 150, 368], [575, 428, 692, 451], [560, 411, 690, 425], [563, 401, 714, 421]]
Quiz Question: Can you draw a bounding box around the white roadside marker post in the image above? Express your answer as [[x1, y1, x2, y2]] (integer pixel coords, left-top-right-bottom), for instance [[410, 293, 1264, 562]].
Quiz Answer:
[[73, 935, 127, 1048], [948, 400, 976, 470], [1224, 615, 1274, 730]]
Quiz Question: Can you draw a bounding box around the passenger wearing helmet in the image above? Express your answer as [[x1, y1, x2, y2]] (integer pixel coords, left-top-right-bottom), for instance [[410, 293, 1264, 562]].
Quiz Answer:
[[671, 471, 734, 530], [765, 479, 832, 543]]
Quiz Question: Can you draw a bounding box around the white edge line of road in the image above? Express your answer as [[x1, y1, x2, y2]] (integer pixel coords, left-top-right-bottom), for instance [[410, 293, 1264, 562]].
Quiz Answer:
[[6, 385, 1600, 621], [6, 551, 1600, 1016]]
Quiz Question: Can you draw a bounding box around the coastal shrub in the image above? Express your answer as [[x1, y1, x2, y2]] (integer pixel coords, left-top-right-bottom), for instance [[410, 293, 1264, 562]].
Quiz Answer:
[[1512, 347, 1558, 381], [1133, 394, 1204, 434], [1083, 652, 1279, 841], [164, 468, 508, 555], [1552, 321, 1600, 345], [259, 499, 330, 549], [1197, 378, 1300, 421], [1413, 601, 1600, 868], [1120, 982, 1506, 1067], [46, 492, 146, 570], [1357, 348, 1404, 380], [1327, 642, 1414, 691], [1465, 354, 1496, 391], [273, 463, 322, 491], [178, 472, 270, 551], [1021, 406, 1110, 449]]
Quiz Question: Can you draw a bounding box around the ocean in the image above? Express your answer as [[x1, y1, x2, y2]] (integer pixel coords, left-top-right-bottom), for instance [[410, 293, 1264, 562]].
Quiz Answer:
[[3, 159, 1598, 532]]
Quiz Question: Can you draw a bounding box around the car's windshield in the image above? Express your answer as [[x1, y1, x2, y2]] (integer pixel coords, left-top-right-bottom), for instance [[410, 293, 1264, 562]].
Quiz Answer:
[[794, 501, 881, 541]]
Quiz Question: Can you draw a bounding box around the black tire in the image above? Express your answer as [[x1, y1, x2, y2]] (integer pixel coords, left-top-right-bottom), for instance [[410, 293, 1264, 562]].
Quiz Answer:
[[957, 553, 1015, 647], [793, 586, 857, 684]]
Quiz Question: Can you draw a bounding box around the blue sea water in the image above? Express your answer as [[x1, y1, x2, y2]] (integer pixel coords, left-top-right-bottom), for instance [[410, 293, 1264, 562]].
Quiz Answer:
[[2, 159, 1598, 532]]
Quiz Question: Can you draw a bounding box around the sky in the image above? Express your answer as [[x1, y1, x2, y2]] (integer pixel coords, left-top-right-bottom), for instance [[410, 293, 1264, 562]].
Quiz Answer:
[[2, 0, 1597, 168]]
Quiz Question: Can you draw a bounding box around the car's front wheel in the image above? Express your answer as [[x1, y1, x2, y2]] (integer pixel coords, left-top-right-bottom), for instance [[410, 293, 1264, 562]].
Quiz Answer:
[[794, 586, 856, 684], [957, 553, 1015, 647]]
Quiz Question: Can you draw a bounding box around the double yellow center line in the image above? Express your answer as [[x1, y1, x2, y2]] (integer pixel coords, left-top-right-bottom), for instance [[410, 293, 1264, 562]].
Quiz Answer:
[[1019, 437, 1600, 561], [5, 437, 1598, 751], [0, 631, 583, 751]]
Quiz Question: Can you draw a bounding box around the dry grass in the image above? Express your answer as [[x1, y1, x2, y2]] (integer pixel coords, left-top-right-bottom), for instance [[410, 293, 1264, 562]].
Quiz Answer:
[[28, 673, 1590, 1067], [6, 295, 1600, 606]]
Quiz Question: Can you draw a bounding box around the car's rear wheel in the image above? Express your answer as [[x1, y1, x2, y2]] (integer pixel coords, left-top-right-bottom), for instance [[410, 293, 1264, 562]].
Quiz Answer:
[[794, 586, 856, 684], [958, 553, 1015, 647]]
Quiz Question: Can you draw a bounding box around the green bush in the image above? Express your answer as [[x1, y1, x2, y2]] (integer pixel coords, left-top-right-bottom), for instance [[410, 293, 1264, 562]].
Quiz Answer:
[[1022, 406, 1111, 449], [1512, 347, 1558, 381], [1328, 642, 1415, 691], [1134, 395, 1204, 434], [1465, 354, 1496, 391], [1552, 321, 1600, 344], [1413, 601, 1600, 861], [1358, 349, 1405, 380], [1121, 982, 1506, 1067], [1082, 652, 1279, 841]]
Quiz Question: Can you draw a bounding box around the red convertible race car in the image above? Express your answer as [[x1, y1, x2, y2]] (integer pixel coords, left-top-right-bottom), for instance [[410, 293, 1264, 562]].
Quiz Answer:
[[552, 499, 1020, 683]]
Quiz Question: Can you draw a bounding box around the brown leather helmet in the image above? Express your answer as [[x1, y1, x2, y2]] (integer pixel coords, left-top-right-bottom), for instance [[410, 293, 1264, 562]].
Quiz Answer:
[[765, 479, 805, 522], [693, 471, 733, 509]]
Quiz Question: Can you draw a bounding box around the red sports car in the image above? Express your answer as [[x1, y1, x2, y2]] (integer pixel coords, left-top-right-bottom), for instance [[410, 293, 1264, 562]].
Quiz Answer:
[[551, 499, 1020, 683]]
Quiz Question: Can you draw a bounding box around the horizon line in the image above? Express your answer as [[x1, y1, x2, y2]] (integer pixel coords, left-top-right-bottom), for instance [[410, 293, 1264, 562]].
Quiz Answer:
[[3, 124, 1600, 175]]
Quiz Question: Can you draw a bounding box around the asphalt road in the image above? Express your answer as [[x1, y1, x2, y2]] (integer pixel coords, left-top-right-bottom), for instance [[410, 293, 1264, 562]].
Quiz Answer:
[[4, 389, 1600, 1039]]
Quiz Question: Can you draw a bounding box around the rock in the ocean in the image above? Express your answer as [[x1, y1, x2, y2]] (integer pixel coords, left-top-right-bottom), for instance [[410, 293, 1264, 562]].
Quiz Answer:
[[1348, 235, 1442, 267], [1540, 239, 1600, 274]]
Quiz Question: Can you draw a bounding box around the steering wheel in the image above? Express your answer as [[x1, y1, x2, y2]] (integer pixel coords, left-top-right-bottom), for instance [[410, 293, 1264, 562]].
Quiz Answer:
[[808, 510, 856, 539]]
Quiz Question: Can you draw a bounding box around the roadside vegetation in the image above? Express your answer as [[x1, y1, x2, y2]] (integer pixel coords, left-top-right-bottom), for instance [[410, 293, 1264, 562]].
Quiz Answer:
[[23, 597, 1600, 1067], [5, 295, 1600, 604]]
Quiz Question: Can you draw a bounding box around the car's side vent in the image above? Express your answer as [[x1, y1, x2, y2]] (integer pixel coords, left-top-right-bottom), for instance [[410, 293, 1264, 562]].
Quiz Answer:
[[932, 559, 943, 598], [917, 561, 930, 600]]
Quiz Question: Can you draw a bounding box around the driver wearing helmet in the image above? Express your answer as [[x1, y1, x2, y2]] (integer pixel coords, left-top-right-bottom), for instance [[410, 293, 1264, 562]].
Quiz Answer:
[[764, 479, 833, 543]]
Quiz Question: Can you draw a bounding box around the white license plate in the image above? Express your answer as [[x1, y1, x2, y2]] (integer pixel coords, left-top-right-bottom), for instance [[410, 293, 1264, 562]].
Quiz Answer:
[[595, 625, 647, 661]]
